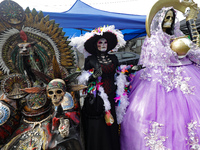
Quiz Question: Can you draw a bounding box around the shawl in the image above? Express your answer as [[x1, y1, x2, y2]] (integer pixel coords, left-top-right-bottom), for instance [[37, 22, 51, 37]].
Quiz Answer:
[[139, 7, 200, 93]]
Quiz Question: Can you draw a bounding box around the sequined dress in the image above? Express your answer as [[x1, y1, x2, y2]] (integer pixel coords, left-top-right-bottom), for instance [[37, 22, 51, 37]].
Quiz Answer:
[[120, 7, 200, 150]]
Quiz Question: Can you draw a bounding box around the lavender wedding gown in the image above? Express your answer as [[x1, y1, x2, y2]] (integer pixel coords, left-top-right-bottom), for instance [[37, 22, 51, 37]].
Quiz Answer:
[[121, 7, 200, 150]]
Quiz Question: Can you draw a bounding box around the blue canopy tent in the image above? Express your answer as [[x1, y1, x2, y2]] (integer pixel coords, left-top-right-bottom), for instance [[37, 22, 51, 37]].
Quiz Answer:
[[42, 0, 146, 40]]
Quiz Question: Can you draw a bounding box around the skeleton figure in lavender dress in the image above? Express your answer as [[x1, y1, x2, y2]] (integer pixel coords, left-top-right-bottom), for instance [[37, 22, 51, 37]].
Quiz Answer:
[[120, 6, 200, 150]]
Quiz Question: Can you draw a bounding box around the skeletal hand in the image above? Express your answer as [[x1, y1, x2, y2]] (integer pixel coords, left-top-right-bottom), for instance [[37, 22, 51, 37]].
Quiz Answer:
[[131, 65, 145, 71], [58, 118, 70, 138]]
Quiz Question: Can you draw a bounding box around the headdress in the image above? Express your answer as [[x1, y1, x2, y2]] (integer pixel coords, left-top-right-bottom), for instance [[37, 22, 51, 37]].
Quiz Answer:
[[69, 25, 126, 58]]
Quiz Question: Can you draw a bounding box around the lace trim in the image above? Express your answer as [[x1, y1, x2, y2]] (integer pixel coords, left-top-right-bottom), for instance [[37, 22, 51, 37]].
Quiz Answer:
[[140, 66, 194, 94], [144, 121, 170, 150], [186, 120, 200, 149]]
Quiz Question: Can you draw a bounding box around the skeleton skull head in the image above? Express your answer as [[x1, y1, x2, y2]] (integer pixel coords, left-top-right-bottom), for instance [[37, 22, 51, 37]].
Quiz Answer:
[[162, 10, 174, 29], [97, 38, 108, 52], [47, 79, 66, 106]]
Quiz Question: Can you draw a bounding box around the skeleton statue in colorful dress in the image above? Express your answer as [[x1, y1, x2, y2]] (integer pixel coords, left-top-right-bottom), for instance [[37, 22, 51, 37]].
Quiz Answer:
[[120, 0, 200, 149], [0, 0, 85, 149]]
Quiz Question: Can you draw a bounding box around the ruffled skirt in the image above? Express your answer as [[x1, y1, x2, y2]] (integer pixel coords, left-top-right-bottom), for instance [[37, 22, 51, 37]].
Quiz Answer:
[[120, 64, 200, 150]]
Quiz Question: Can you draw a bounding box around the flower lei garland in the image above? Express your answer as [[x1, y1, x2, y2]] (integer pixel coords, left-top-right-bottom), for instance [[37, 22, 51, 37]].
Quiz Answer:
[[78, 65, 135, 124]]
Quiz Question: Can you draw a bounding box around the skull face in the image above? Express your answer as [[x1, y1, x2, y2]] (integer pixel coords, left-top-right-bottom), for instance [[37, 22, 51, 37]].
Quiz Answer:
[[162, 10, 174, 29], [18, 42, 31, 56], [47, 79, 66, 106], [97, 38, 108, 52]]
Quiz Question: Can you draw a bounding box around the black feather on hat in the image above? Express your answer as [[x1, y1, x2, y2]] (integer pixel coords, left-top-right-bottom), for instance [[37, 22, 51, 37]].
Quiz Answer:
[[84, 31, 118, 55]]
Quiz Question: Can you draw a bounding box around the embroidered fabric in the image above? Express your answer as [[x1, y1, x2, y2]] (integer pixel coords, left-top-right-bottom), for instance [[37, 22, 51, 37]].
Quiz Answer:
[[144, 121, 200, 150], [186, 121, 200, 149], [140, 66, 195, 94], [120, 7, 200, 150], [139, 7, 200, 94], [144, 121, 169, 150]]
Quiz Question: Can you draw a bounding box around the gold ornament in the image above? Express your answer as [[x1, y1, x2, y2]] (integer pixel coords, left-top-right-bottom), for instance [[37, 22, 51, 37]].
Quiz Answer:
[[170, 36, 191, 56]]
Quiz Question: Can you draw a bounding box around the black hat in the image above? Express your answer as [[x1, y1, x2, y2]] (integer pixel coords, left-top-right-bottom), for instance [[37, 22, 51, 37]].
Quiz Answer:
[[84, 32, 118, 55]]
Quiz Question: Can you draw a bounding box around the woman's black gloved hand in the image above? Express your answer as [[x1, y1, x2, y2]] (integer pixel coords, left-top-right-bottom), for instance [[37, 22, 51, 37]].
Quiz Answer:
[[87, 68, 102, 84]]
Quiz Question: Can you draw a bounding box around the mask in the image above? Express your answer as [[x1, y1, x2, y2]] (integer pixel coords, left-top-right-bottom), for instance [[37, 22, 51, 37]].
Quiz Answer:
[[46, 79, 66, 106], [97, 38, 107, 52], [163, 10, 174, 29], [18, 42, 31, 56]]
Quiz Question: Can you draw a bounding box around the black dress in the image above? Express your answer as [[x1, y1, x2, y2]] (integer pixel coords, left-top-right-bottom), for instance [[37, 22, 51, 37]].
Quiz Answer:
[[82, 54, 120, 150]]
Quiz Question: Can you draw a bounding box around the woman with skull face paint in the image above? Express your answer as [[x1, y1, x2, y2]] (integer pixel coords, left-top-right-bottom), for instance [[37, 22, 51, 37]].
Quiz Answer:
[[120, 6, 200, 150], [83, 28, 121, 150], [69, 25, 130, 150], [84, 34, 120, 150]]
